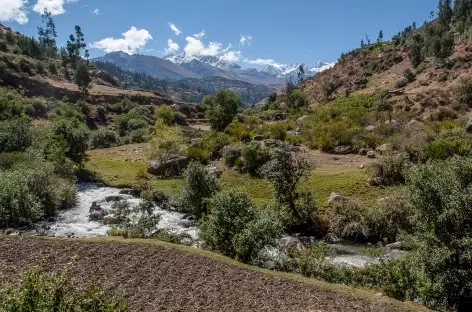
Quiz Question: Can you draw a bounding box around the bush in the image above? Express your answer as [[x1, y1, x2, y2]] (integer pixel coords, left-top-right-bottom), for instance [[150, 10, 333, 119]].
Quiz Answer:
[[0, 118, 34, 153], [457, 79, 472, 106], [198, 189, 283, 263], [48, 61, 58, 75], [224, 120, 251, 142], [403, 68, 416, 82], [89, 129, 120, 149], [185, 145, 209, 164], [51, 118, 90, 166], [109, 200, 161, 238], [265, 122, 290, 141], [154, 105, 175, 126], [201, 131, 233, 159], [420, 136, 471, 161], [179, 162, 220, 217], [0, 268, 128, 311], [286, 88, 309, 109], [327, 199, 371, 241], [149, 120, 184, 163], [369, 153, 410, 186], [241, 141, 271, 176], [0, 165, 76, 228]]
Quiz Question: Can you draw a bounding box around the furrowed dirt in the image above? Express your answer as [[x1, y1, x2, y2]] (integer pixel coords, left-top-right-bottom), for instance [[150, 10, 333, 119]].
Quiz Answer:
[[0, 236, 424, 312]]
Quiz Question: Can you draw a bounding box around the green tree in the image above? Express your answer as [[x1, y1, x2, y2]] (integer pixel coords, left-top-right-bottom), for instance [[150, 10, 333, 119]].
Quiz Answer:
[[51, 117, 90, 166], [203, 90, 241, 131], [438, 0, 453, 25], [405, 157, 472, 311], [37, 9, 57, 51], [377, 30, 384, 42], [179, 161, 220, 218], [66, 26, 88, 69], [75, 60, 91, 95]]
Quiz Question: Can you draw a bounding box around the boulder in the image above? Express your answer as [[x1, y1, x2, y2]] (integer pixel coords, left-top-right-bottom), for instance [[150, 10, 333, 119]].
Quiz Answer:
[[385, 120, 400, 128], [90, 211, 103, 221], [365, 125, 377, 132], [90, 202, 102, 212], [103, 215, 118, 225], [289, 145, 300, 152], [296, 115, 310, 124], [284, 237, 304, 254], [206, 166, 222, 177], [253, 135, 264, 141], [190, 138, 202, 146], [359, 148, 367, 156], [264, 139, 277, 147], [333, 145, 352, 155], [287, 130, 300, 137], [119, 188, 139, 197], [104, 196, 125, 203], [375, 144, 391, 154], [386, 242, 403, 250], [405, 120, 425, 132], [328, 192, 342, 205], [467, 119, 472, 133], [147, 156, 190, 177], [367, 151, 376, 158]]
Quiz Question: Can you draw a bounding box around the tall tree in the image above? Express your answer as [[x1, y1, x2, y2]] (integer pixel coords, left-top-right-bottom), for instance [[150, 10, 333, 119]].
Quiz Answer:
[[377, 30, 384, 42], [297, 64, 306, 84], [75, 60, 91, 95], [66, 26, 88, 69], [37, 9, 57, 51], [438, 0, 453, 25]]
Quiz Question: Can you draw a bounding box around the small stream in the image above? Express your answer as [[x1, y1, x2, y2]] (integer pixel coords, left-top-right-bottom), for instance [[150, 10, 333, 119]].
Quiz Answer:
[[37, 184, 403, 268]]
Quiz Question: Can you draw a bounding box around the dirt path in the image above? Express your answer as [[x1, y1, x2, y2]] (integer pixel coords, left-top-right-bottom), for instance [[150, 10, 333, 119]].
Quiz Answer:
[[0, 236, 424, 312]]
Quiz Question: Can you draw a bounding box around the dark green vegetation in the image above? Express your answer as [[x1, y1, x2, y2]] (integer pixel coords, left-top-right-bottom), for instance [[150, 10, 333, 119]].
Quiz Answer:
[[0, 267, 127, 311]]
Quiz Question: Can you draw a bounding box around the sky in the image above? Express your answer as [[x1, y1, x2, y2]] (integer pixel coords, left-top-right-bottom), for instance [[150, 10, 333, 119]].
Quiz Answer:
[[0, 0, 438, 69]]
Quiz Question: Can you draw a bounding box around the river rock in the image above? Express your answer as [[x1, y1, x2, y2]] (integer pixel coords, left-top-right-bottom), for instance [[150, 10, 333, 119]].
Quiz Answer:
[[333, 145, 352, 155], [253, 135, 264, 141], [147, 156, 190, 177], [386, 242, 403, 250], [284, 237, 304, 254], [90, 210, 104, 221], [119, 188, 137, 196], [328, 192, 342, 205], [103, 215, 118, 225], [105, 196, 125, 202]]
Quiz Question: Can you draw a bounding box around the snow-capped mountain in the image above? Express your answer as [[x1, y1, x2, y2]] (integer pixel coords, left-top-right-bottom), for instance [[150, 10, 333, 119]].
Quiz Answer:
[[262, 61, 335, 81]]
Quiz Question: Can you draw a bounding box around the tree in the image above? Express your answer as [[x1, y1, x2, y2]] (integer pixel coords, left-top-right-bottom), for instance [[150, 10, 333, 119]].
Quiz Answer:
[[297, 64, 306, 84], [406, 157, 472, 311], [377, 30, 384, 42], [51, 117, 90, 166], [438, 0, 453, 25], [37, 9, 57, 51], [361, 39, 365, 47], [203, 90, 241, 131], [261, 144, 316, 228], [75, 60, 91, 95], [179, 161, 220, 218], [66, 26, 88, 69]]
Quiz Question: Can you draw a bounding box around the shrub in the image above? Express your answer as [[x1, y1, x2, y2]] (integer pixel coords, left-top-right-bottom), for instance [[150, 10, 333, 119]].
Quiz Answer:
[[241, 141, 271, 176], [265, 122, 290, 141], [0, 268, 128, 311], [154, 105, 175, 126], [327, 199, 371, 241], [19, 58, 35, 75], [420, 137, 470, 161], [224, 120, 251, 142], [51, 118, 90, 166], [185, 145, 209, 164], [369, 153, 410, 186], [403, 68, 416, 82], [0, 118, 34, 153], [48, 61, 58, 75], [89, 129, 120, 149], [179, 162, 220, 217], [286, 88, 309, 109], [457, 79, 472, 106], [25, 97, 48, 117], [96, 105, 107, 121], [198, 189, 282, 263], [222, 144, 243, 167], [201, 131, 233, 159], [149, 120, 184, 163]]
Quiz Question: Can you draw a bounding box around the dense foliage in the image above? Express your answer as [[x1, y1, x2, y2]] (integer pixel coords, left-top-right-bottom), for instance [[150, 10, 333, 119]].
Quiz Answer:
[[203, 90, 241, 131]]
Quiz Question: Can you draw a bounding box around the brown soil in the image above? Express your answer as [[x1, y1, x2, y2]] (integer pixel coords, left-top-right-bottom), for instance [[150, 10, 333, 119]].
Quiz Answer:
[[0, 236, 423, 312]]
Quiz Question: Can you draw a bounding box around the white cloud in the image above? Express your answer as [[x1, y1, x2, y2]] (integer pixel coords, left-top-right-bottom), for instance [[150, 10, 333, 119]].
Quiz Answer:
[[164, 39, 179, 55], [91, 26, 153, 54], [240, 35, 253, 46], [0, 0, 28, 24], [245, 58, 283, 68], [33, 0, 78, 16], [91, 8, 99, 15], [168, 22, 181, 36], [220, 50, 241, 62], [193, 30, 205, 39]]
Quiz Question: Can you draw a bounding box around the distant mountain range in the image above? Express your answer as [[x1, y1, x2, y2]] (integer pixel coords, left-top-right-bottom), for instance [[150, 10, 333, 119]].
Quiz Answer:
[[92, 52, 334, 105], [94, 52, 334, 86]]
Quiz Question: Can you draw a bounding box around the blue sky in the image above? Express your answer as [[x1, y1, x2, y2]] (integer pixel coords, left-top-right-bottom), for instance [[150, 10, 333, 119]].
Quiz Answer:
[[1, 0, 438, 68]]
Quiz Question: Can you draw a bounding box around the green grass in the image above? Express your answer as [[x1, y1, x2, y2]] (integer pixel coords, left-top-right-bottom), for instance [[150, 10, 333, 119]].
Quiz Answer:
[[86, 150, 397, 208]]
